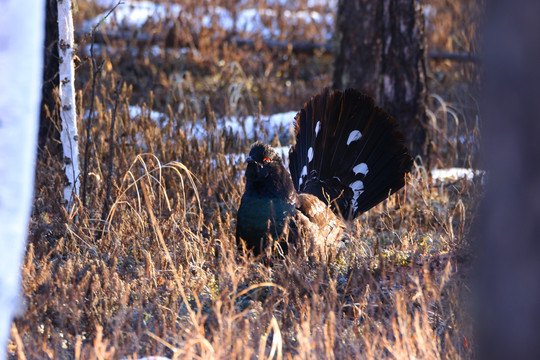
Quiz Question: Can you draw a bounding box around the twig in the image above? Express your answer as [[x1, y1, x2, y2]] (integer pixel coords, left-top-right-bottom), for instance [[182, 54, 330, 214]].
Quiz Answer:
[[140, 181, 199, 325], [101, 79, 122, 227], [81, 1, 123, 208], [231, 36, 332, 54], [10, 324, 27, 360], [428, 50, 481, 64], [75, 29, 481, 62]]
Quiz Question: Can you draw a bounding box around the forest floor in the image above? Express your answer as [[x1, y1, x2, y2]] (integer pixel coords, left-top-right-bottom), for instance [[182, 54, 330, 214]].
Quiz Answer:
[[10, 0, 483, 358]]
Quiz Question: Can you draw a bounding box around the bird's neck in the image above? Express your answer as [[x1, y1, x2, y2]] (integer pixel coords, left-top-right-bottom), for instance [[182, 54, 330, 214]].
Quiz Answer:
[[246, 165, 298, 203]]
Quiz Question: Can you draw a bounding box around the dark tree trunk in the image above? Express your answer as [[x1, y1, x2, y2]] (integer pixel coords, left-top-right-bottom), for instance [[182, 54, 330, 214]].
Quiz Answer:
[[39, 0, 62, 158], [332, 0, 427, 157], [476, 1, 540, 359]]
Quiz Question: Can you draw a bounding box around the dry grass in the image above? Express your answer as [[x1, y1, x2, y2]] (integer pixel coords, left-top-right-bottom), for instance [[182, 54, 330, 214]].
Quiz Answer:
[[9, 0, 482, 358]]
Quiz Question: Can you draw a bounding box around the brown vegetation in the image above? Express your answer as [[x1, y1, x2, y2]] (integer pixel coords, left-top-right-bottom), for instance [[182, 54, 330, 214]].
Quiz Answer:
[[9, 0, 482, 358]]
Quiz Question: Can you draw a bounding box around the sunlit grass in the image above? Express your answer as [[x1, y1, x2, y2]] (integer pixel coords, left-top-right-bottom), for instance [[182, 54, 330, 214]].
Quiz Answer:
[[12, 0, 481, 358]]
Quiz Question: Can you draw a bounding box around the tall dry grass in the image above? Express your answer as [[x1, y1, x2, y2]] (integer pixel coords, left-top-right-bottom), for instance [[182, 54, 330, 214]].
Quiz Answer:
[[9, 0, 482, 358]]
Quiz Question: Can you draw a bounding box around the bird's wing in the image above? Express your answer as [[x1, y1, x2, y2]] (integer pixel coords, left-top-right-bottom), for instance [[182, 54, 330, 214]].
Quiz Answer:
[[295, 193, 345, 251]]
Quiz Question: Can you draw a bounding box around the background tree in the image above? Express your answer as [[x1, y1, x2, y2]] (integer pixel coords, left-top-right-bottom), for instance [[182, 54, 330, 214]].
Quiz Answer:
[[332, 0, 427, 157], [477, 0, 540, 359], [57, 0, 81, 207], [0, 0, 45, 356], [39, 0, 61, 157]]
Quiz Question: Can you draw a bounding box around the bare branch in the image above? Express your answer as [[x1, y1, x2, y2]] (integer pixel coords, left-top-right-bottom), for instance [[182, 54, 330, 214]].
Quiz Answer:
[[81, 1, 123, 208], [75, 29, 480, 62]]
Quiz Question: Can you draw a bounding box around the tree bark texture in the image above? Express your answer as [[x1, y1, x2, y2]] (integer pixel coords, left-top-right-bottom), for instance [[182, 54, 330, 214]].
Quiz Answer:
[[476, 1, 540, 359], [332, 0, 427, 157], [58, 0, 80, 206]]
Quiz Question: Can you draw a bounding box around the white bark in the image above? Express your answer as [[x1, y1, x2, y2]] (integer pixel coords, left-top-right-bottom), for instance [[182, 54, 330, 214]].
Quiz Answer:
[[58, 0, 80, 206], [0, 0, 45, 356]]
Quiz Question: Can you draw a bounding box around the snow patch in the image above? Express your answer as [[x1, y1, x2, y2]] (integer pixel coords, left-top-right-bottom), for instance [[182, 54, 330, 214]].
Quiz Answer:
[[223, 111, 297, 140], [85, 1, 334, 40], [431, 168, 485, 183], [128, 105, 167, 122]]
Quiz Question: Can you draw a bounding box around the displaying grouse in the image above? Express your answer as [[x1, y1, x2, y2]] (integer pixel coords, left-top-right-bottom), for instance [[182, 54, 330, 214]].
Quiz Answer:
[[236, 88, 413, 256]]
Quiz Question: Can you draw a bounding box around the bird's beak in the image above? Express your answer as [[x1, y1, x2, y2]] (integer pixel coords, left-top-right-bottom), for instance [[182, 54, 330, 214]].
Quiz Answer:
[[246, 155, 255, 164]]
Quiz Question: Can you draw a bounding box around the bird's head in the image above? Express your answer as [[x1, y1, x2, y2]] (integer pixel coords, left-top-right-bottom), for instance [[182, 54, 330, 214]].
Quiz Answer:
[[242, 142, 297, 201], [245, 142, 283, 182]]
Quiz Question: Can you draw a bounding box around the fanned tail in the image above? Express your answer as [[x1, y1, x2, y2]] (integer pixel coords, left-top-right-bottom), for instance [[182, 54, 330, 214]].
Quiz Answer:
[[289, 88, 413, 220]]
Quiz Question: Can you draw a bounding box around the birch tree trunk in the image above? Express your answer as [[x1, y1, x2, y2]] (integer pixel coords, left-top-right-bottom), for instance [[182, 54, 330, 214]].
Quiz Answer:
[[58, 0, 80, 207], [0, 0, 45, 356], [333, 0, 427, 157]]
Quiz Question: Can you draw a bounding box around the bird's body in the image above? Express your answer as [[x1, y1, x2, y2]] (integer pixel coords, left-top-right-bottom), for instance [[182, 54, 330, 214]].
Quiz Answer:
[[236, 88, 412, 256]]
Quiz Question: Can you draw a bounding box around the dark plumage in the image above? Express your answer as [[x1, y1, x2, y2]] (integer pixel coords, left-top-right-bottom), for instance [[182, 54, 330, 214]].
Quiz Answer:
[[236, 88, 413, 256]]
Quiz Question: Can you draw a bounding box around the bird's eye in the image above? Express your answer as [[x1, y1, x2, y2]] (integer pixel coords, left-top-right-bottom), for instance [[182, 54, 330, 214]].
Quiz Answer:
[[262, 157, 271, 164]]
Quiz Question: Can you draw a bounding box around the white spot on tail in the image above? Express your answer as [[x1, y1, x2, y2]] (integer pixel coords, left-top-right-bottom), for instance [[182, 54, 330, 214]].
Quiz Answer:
[[347, 130, 362, 145], [308, 147, 313, 163], [299, 165, 308, 188], [353, 163, 369, 176], [350, 180, 364, 192], [350, 180, 364, 212], [315, 121, 321, 137]]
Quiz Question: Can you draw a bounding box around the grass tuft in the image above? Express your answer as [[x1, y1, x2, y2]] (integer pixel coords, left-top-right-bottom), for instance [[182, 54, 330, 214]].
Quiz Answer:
[[13, 0, 482, 358]]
